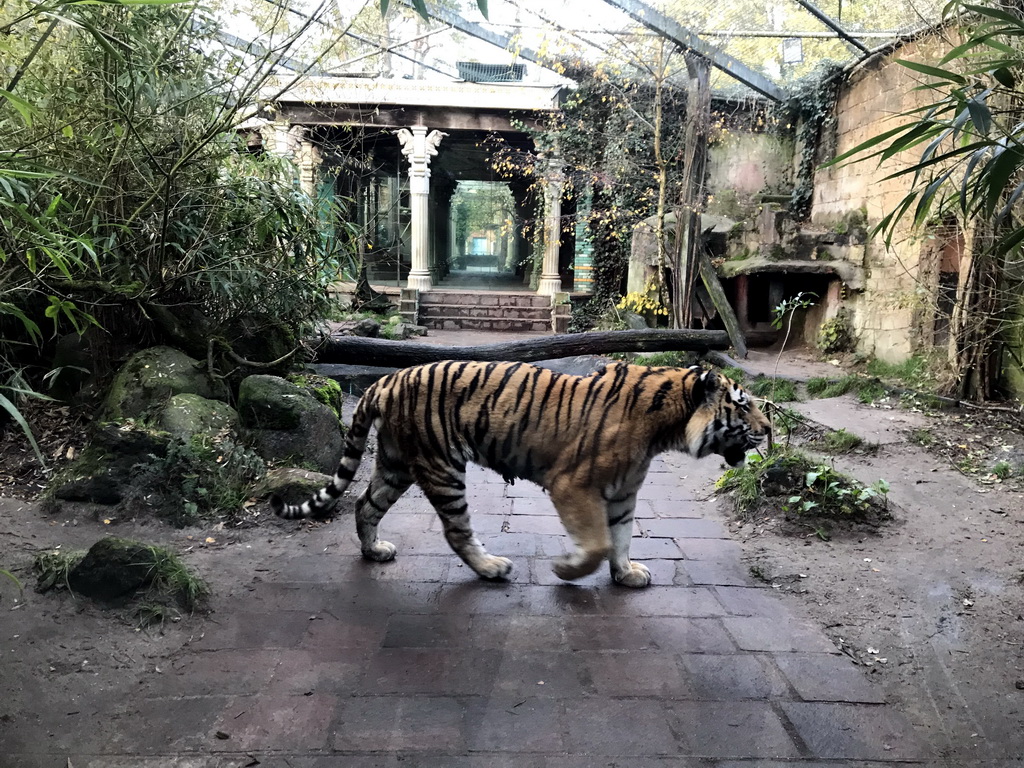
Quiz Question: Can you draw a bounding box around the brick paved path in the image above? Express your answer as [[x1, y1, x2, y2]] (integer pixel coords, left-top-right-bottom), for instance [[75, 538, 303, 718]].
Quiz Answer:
[[2, 452, 931, 767]]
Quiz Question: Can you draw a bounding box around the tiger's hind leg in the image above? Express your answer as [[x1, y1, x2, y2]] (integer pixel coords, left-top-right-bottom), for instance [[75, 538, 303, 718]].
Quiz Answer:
[[606, 493, 652, 588], [414, 462, 513, 580], [355, 439, 413, 563], [548, 483, 611, 582]]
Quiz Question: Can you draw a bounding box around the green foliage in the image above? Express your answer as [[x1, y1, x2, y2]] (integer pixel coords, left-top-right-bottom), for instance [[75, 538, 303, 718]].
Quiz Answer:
[[806, 375, 862, 398], [719, 445, 889, 521], [909, 427, 935, 447], [781, 62, 846, 220], [818, 314, 852, 354], [991, 460, 1012, 480], [866, 356, 932, 389], [828, 3, 1024, 399], [748, 377, 798, 402], [144, 544, 209, 613], [719, 367, 747, 383], [33, 549, 86, 592], [820, 428, 864, 453], [131, 433, 265, 527], [633, 351, 689, 367]]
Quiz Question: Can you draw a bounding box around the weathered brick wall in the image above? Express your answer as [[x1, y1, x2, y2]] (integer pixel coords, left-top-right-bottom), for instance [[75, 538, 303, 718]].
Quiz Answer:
[[706, 132, 793, 219], [812, 33, 956, 362]]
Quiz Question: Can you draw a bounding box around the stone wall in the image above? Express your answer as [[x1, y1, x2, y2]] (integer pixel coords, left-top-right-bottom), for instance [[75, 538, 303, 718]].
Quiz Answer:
[[706, 132, 793, 220], [811, 33, 959, 363]]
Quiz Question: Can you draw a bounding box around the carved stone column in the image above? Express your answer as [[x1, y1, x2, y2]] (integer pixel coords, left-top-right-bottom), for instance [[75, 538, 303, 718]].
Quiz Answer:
[[396, 125, 447, 292], [537, 157, 565, 296]]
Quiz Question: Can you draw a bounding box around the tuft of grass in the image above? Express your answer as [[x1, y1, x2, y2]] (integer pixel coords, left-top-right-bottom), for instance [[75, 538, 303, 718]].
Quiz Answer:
[[748, 376, 798, 402], [719, 366, 747, 382], [634, 351, 690, 367], [866, 356, 931, 388], [806, 375, 888, 403], [806, 375, 860, 398], [146, 545, 209, 613], [909, 428, 934, 447], [821, 428, 863, 453], [992, 460, 1013, 480], [33, 549, 86, 592]]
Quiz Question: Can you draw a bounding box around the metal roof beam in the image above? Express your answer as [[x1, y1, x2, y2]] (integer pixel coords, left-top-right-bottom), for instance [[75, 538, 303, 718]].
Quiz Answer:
[[791, 0, 870, 54], [600, 0, 787, 101], [398, 0, 546, 67]]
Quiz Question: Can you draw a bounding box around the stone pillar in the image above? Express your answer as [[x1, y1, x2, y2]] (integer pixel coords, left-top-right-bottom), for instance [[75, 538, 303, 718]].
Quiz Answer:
[[537, 158, 565, 296], [396, 125, 447, 292]]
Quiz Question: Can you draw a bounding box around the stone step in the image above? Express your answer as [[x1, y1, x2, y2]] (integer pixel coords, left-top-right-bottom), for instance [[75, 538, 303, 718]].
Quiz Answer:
[[420, 291, 551, 309], [418, 304, 551, 321], [421, 316, 552, 332]]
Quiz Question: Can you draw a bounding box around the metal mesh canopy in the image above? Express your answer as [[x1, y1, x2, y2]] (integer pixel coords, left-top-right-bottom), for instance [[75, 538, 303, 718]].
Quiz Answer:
[[463, 0, 947, 95]]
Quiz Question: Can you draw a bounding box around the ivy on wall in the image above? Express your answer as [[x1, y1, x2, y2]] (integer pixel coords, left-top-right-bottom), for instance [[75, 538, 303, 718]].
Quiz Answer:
[[782, 61, 845, 220]]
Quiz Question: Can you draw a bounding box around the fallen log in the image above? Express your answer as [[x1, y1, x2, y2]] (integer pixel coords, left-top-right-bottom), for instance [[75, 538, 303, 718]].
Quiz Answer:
[[313, 329, 732, 368]]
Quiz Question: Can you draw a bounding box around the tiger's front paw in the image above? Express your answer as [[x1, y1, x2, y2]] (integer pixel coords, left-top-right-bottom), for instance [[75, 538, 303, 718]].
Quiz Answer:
[[475, 555, 514, 580], [612, 562, 652, 588], [362, 540, 397, 562]]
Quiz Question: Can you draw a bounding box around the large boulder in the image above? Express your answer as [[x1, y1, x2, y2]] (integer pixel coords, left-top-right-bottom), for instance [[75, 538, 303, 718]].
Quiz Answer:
[[238, 375, 344, 474], [157, 393, 239, 441], [51, 424, 172, 505], [102, 346, 227, 422], [66, 537, 154, 601]]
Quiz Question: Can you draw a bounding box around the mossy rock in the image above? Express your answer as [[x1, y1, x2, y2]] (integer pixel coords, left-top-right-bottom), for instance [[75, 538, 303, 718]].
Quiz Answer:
[[286, 373, 345, 422], [101, 346, 227, 422], [50, 424, 173, 505], [157, 393, 239, 441], [256, 467, 334, 507], [238, 375, 344, 473], [66, 537, 154, 602]]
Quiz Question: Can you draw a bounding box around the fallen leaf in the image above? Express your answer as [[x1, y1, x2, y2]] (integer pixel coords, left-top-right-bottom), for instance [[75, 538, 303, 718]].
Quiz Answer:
[[205, 537, 216, 544]]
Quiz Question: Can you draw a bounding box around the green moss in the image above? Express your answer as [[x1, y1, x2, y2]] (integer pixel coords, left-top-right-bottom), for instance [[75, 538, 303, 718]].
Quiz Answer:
[[287, 373, 344, 420]]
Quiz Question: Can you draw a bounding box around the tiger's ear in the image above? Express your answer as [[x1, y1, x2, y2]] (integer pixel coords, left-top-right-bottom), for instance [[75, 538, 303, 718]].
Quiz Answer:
[[693, 368, 722, 403]]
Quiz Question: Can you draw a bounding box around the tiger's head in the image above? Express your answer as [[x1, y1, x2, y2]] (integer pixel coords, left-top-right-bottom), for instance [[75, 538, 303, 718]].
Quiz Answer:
[[683, 368, 771, 467]]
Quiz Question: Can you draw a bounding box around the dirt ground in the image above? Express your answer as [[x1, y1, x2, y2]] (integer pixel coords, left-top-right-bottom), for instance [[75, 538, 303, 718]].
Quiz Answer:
[[2, 348, 1023, 764]]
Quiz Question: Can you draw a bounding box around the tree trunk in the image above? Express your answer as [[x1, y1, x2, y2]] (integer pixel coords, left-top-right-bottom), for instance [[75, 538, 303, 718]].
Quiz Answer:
[[313, 329, 731, 367]]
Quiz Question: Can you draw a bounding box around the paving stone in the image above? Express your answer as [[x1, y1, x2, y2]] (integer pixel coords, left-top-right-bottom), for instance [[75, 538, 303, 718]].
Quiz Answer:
[[492, 650, 588, 697], [527, 584, 607, 615], [500, 514, 568, 535], [723, 616, 839, 653], [271, 649, 363, 693], [564, 615, 658, 650], [675, 537, 744, 561], [138, 649, 278, 697], [668, 701, 801, 759], [212, 693, 337, 752], [510, 498, 556, 515], [530, 557, 676, 587], [774, 653, 887, 703], [715, 585, 799, 616], [360, 554, 451, 582], [464, 696, 566, 752], [382, 613, 475, 648], [781, 701, 933, 761], [435, 583, 535, 614], [625, 537, 685, 559], [680, 653, 790, 700], [640, 498, 705, 517], [503, 482, 547, 498], [479, 532, 566, 557], [299, 612, 389, 657], [563, 697, 682, 755], [469, 614, 567, 650], [644, 617, 738, 653], [581, 651, 691, 696], [641, 517, 728, 538], [358, 648, 502, 695], [679, 559, 756, 586], [601, 586, 727, 617], [331, 695, 468, 752], [190, 610, 314, 650]]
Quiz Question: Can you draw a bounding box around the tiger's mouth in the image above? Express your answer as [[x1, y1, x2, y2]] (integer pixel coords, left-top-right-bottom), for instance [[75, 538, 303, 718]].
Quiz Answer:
[[723, 446, 748, 467]]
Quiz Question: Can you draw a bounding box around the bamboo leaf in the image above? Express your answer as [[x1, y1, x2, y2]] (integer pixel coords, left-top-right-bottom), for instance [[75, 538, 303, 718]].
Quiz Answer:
[[983, 146, 1024, 215], [992, 67, 1016, 88], [0, 392, 46, 468], [379, 0, 389, 15], [966, 95, 992, 136], [0, 89, 37, 126], [411, 0, 429, 20], [823, 122, 931, 167], [963, 3, 1024, 27], [895, 59, 967, 84], [477, 0, 488, 18]]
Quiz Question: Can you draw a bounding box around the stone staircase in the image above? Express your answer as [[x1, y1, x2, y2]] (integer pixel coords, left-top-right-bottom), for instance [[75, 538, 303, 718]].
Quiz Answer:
[[416, 290, 554, 333]]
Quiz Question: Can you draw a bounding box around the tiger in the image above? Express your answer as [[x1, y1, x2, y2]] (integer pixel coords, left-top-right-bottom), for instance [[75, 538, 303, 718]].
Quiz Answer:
[[271, 360, 770, 588]]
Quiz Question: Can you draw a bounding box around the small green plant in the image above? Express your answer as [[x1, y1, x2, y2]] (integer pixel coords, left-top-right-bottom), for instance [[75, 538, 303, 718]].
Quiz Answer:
[[821, 428, 863, 453], [856, 380, 888, 404], [719, 366, 747, 383], [817, 315, 852, 354], [145, 545, 209, 612], [748, 377, 797, 402], [33, 549, 87, 592], [806, 375, 859, 398], [866, 356, 932, 389], [786, 466, 890, 519], [633, 351, 689, 367], [909, 428, 934, 447], [992, 460, 1012, 480]]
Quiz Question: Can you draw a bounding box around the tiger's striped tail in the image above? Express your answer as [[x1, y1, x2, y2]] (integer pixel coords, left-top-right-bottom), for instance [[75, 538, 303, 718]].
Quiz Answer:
[[270, 393, 377, 520]]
